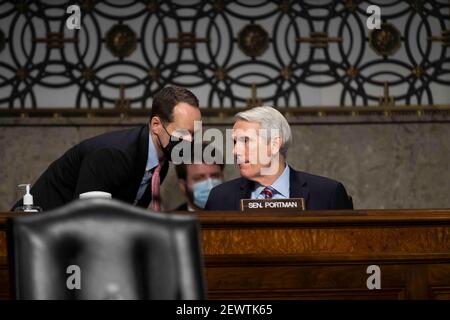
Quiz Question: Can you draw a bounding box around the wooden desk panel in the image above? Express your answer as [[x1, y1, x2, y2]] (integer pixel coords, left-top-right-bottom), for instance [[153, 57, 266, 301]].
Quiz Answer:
[[2, 209, 450, 299]]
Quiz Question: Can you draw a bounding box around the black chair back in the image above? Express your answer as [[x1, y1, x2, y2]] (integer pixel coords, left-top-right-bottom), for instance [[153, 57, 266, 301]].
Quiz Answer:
[[8, 198, 205, 300]]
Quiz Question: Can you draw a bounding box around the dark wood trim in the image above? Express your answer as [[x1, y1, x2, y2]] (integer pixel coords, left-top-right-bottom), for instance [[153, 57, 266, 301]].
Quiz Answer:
[[4, 210, 450, 229], [206, 288, 407, 300], [195, 209, 450, 228], [0, 105, 448, 122], [0, 257, 7, 268], [204, 254, 450, 266]]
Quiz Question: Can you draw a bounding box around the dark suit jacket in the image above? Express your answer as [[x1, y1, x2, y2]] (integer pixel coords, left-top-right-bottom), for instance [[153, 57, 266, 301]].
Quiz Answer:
[[175, 203, 189, 211], [205, 166, 353, 211], [12, 125, 168, 211]]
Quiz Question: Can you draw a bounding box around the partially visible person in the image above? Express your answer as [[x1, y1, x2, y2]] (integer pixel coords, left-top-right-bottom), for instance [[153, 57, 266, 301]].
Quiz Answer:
[[12, 86, 201, 212], [205, 106, 353, 211], [174, 145, 225, 211]]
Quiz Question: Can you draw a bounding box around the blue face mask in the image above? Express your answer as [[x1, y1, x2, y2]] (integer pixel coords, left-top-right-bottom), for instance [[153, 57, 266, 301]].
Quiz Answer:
[[192, 178, 222, 209]]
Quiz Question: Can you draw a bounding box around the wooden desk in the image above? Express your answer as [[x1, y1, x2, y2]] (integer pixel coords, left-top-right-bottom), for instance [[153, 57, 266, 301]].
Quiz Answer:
[[2, 209, 450, 299]]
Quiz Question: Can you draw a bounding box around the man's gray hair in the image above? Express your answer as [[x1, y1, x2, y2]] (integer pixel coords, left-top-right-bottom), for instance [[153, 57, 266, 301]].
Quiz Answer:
[[235, 106, 292, 157]]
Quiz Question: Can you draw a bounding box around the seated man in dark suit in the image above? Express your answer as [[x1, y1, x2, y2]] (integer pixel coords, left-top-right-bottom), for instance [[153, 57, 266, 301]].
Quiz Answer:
[[12, 86, 201, 212], [205, 106, 353, 211]]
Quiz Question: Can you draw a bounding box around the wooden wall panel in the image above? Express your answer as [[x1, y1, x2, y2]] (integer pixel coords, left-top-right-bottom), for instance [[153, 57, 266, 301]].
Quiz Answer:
[[2, 209, 450, 299]]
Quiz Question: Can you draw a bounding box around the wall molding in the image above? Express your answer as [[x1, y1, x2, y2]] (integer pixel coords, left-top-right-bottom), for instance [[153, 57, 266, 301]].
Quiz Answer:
[[0, 105, 449, 126]]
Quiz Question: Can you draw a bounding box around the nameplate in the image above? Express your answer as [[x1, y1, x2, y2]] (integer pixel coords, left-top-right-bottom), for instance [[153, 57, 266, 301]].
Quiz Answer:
[[240, 198, 305, 211]]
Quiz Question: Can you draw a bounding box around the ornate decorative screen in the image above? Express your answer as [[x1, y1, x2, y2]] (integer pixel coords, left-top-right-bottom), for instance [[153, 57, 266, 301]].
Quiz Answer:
[[0, 0, 448, 111]]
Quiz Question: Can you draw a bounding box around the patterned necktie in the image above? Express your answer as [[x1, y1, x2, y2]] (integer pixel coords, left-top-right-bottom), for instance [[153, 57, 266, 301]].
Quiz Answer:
[[149, 163, 162, 211], [262, 186, 275, 199]]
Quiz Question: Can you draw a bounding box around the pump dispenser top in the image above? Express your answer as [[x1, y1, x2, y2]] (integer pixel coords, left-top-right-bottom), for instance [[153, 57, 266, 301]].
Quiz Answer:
[[15, 184, 42, 213], [18, 184, 33, 206]]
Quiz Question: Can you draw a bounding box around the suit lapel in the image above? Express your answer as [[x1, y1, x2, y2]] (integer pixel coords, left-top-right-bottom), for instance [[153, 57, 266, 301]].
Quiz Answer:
[[289, 166, 310, 208], [237, 178, 254, 210], [132, 125, 150, 192], [133, 125, 151, 207]]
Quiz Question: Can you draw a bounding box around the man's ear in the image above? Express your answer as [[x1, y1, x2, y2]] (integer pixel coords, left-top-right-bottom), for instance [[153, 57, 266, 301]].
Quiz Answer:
[[270, 136, 283, 156], [150, 116, 161, 134]]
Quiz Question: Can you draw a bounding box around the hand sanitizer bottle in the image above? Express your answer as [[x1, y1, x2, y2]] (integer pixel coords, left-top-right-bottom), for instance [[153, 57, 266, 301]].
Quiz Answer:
[[14, 184, 43, 213]]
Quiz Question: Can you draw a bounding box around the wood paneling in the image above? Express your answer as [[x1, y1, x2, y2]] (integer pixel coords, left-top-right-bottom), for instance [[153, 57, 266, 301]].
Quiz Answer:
[[2, 209, 450, 299]]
